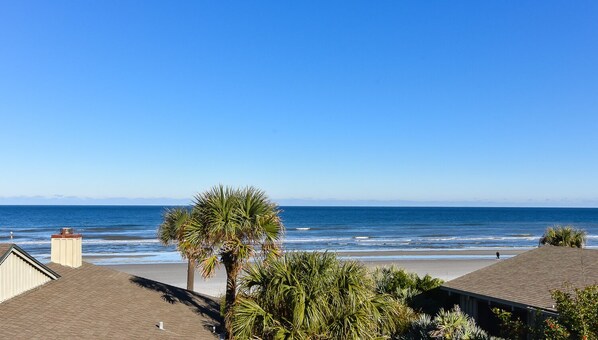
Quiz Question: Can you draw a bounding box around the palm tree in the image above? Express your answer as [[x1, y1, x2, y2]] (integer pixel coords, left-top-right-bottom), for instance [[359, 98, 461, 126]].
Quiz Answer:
[[185, 185, 284, 336], [232, 252, 413, 339], [539, 225, 587, 248], [158, 207, 197, 290]]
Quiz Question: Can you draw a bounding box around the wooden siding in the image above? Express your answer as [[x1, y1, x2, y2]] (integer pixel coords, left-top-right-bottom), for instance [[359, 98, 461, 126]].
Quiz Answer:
[[0, 252, 52, 303]]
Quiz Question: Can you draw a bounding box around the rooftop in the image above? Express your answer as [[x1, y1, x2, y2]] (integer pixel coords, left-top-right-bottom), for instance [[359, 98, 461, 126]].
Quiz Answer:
[[0, 243, 12, 257], [0, 261, 222, 339], [442, 246, 598, 311]]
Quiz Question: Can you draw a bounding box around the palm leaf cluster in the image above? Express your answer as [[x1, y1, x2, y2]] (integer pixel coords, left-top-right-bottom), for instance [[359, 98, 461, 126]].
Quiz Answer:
[[185, 186, 283, 276], [539, 225, 586, 248], [187, 185, 284, 335], [158, 207, 197, 290], [232, 252, 414, 339], [158, 207, 198, 258], [400, 306, 498, 340], [157, 185, 285, 336], [374, 266, 443, 304]]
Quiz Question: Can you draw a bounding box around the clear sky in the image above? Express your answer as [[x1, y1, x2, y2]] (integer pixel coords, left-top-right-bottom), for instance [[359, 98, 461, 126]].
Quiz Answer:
[[1, 1, 597, 206]]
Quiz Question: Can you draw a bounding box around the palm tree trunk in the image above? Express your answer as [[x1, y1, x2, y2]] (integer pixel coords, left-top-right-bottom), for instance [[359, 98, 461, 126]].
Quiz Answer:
[[223, 258, 240, 338], [186, 259, 195, 291]]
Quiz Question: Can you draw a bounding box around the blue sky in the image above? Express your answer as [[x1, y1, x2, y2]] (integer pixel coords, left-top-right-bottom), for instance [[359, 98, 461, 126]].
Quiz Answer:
[[1, 1, 597, 206]]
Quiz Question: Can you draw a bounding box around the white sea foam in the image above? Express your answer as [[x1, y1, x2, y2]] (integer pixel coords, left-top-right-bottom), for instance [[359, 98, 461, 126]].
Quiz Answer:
[[354, 238, 412, 243], [14, 239, 160, 245], [284, 237, 352, 243], [283, 234, 545, 244], [295, 227, 311, 231], [420, 235, 539, 242]]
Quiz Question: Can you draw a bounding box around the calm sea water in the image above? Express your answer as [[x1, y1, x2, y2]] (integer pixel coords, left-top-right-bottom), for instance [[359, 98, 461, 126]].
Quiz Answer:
[[1, 206, 596, 264]]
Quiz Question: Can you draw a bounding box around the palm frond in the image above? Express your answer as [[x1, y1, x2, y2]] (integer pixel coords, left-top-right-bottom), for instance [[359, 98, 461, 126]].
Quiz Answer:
[[232, 252, 412, 339], [200, 254, 219, 278], [182, 185, 285, 335], [540, 225, 587, 248]]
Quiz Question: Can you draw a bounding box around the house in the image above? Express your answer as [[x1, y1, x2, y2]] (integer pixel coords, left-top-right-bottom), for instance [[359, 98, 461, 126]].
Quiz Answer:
[[0, 243, 60, 302], [0, 229, 222, 339], [441, 246, 598, 334]]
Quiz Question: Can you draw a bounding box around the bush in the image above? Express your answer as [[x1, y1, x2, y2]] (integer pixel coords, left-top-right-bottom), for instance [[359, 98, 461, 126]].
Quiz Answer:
[[232, 252, 416, 339], [549, 284, 598, 339], [491, 308, 526, 340], [493, 284, 598, 339], [373, 265, 445, 313], [399, 305, 500, 340]]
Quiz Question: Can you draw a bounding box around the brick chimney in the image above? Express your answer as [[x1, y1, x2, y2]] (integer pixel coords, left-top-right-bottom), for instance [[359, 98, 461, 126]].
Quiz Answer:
[[51, 228, 82, 268]]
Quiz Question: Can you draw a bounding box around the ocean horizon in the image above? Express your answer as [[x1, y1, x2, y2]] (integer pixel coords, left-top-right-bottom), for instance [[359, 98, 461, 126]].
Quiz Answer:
[[1, 205, 596, 265]]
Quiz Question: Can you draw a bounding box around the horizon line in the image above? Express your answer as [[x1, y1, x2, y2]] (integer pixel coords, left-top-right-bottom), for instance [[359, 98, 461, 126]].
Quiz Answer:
[[1, 196, 598, 208], [1, 203, 598, 209]]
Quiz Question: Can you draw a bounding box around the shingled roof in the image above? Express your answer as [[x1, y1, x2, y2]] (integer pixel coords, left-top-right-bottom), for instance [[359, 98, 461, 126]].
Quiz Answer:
[[0, 262, 222, 339], [0, 243, 12, 258], [442, 246, 598, 311]]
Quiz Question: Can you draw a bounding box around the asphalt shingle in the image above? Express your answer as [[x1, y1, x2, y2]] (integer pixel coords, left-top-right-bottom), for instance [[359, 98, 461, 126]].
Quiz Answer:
[[0, 262, 222, 339], [442, 246, 598, 311]]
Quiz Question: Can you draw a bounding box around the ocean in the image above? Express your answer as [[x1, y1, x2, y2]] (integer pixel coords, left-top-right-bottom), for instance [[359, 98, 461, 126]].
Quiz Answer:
[[1, 206, 597, 265]]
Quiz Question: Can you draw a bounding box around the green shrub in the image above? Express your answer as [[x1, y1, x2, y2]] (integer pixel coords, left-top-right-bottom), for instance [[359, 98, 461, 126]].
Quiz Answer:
[[232, 252, 416, 339], [373, 265, 444, 313], [491, 308, 526, 339], [493, 284, 598, 339], [549, 284, 598, 339], [400, 305, 499, 340]]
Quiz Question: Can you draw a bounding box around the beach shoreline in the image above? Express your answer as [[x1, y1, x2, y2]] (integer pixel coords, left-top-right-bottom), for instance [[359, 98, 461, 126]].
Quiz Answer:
[[104, 248, 527, 297]]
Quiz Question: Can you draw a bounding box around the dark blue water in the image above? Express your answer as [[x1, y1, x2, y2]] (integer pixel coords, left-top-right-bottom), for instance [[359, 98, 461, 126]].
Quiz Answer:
[[0, 206, 596, 264]]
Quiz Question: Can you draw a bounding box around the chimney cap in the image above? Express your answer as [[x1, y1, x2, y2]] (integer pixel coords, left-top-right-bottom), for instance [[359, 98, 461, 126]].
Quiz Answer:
[[51, 227, 82, 238]]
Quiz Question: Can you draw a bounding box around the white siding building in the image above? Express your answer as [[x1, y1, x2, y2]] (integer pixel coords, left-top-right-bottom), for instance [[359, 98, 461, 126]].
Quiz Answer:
[[0, 244, 59, 303]]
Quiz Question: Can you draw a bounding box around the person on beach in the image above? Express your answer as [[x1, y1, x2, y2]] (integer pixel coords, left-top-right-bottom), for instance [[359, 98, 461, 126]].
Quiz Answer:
[[496, 251, 500, 259]]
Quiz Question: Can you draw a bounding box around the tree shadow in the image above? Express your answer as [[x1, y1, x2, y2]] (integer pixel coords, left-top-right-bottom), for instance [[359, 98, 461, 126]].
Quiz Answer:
[[130, 275, 223, 332]]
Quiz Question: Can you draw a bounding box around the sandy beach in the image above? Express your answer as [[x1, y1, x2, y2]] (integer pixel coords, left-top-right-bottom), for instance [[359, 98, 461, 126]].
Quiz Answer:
[[105, 248, 528, 297]]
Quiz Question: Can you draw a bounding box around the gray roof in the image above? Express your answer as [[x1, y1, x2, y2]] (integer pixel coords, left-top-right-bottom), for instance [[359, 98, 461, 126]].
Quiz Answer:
[[0, 261, 221, 339], [442, 246, 598, 311], [0, 243, 14, 261]]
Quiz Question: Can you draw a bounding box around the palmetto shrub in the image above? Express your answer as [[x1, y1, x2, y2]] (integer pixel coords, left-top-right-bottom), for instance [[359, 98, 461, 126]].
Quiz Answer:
[[374, 265, 443, 299], [232, 252, 415, 339], [539, 225, 587, 248], [399, 305, 499, 340], [374, 265, 444, 313]]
